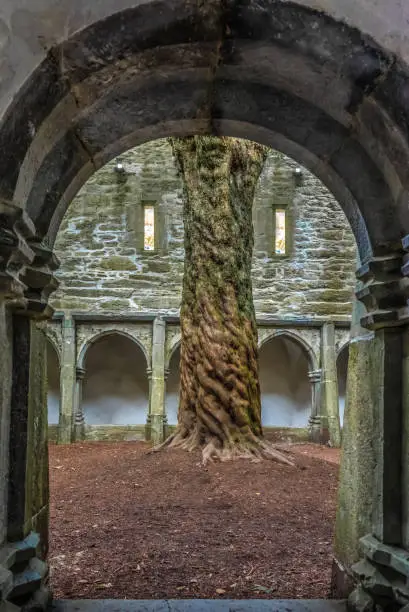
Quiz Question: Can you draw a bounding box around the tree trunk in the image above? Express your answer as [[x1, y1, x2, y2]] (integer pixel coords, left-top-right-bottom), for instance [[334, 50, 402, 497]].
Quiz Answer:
[[160, 136, 292, 465]]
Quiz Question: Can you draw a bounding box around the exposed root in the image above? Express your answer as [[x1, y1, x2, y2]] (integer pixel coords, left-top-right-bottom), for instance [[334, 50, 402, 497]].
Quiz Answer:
[[150, 429, 295, 467]]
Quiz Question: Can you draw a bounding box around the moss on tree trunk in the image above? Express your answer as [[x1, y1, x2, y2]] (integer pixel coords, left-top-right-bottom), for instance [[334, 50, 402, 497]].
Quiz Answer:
[[158, 136, 292, 465]]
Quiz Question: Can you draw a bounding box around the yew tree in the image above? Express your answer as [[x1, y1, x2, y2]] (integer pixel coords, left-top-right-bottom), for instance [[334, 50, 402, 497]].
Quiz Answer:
[[160, 136, 292, 465]]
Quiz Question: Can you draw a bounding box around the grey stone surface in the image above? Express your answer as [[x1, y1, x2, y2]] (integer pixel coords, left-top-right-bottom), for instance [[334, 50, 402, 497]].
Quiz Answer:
[[50, 141, 356, 320], [50, 599, 346, 612], [0, 303, 12, 547]]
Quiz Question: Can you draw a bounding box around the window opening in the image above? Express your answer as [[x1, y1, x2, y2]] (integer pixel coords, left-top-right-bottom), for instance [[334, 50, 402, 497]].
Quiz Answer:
[[275, 209, 286, 255], [143, 205, 155, 251]]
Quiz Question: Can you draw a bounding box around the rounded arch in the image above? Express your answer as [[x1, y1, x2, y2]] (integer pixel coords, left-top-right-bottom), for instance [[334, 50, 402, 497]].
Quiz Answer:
[[77, 329, 149, 370], [166, 336, 182, 370], [258, 332, 312, 428], [81, 330, 150, 426], [1, 1, 409, 261], [259, 330, 318, 372], [44, 332, 61, 367]]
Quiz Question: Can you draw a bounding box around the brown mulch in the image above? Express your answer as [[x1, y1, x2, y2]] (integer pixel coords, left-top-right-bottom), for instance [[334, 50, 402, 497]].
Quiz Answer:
[[49, 442, 340, 600]]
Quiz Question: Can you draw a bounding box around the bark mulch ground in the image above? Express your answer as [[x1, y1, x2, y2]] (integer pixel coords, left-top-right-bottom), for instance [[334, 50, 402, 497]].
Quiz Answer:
[[49, 442, 340, 601]]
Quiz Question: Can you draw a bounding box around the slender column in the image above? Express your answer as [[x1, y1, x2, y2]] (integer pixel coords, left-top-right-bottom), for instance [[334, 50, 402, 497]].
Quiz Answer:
[[59, 313, 76, 444], [320, 322, 342, 447], [149, 318, 166, 445], [73, 367, 86, 442], [145, 367, 153, 441], [308, 369, 322, 442]]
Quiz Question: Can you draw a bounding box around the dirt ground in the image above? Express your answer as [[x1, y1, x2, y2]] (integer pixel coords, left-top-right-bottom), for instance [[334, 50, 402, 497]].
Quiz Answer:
[[49, 442, 340, 600]]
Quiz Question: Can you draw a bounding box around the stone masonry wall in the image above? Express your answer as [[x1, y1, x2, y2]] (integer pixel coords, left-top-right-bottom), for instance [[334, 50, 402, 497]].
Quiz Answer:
[[50, 139, 357, 320]]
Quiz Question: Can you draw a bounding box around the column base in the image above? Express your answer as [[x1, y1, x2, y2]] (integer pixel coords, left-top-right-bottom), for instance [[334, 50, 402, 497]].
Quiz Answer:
[[73, 422, 85, 442], [308, 416, 329, 444], [145, 415, 168, 445], [347, 534, 409, 612], [330, 557, 355, 599], [0, 533, 50, 611]]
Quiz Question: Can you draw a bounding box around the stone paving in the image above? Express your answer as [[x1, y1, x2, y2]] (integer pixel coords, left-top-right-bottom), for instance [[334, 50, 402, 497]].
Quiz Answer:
[[51, 599, 346, 612]]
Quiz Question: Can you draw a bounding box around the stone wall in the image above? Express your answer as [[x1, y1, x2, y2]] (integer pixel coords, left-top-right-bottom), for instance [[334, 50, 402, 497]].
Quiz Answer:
[[50, 139, 357, 320]]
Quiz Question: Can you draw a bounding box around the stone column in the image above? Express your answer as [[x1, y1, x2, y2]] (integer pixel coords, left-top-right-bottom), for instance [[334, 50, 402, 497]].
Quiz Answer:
[[73, 367, 85, 442], [332, 294, 375, 597], [308, 368, 322, 442], [0, 300, 12, 549], [0, 211, 59, 611], [320, 322, 342, 447], [148, 318, 167, 445], [59, 313, 76, 444], [344, 252, 409, 611]]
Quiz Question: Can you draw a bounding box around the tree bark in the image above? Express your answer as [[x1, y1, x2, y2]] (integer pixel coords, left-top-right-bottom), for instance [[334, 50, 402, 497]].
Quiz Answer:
[[159, 136, 292, 465]]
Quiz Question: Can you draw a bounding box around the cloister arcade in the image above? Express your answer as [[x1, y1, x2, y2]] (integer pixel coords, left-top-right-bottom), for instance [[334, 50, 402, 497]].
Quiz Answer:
[[44, 320, 350, 443]]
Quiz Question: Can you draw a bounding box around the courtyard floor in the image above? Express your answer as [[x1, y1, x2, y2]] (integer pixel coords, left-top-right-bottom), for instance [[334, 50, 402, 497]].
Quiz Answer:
[[49, 442, 340, 601]]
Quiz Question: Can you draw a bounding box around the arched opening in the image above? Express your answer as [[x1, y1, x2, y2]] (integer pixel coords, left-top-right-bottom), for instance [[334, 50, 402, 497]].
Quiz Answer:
[[82, 334, 149, 426], [46, 340, 60, 427], [337, 345, 350, 428], [166, 344, 180, 427], [259, 335, 311, 430], [3, 4, 409, 608]]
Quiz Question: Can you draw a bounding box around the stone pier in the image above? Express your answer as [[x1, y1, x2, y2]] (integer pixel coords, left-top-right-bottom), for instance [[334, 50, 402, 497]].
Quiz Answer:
[[148, 318, 167, 445], [320, 323, 341, 447], [59, 315, 76, 444]]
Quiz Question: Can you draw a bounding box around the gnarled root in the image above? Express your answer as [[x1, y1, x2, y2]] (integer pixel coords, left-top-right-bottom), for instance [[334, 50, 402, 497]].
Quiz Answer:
[[150, 427, 295, 467]]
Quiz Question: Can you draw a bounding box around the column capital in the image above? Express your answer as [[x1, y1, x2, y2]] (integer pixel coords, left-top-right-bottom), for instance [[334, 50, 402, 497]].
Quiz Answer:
[[76, 367, 86, 381], [164, 367, 170, 380], [146, 367, 153, 380], [308, 369, 322, 383], [355, 251, 409, 330], [0, 207, 60, 319]]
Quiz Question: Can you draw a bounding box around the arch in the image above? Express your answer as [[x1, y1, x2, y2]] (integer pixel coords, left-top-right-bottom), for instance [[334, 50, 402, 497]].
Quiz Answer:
[[258, 333, 311, 428], [77, 329, 149, 370], [337, 339, 351, 360], [259, 330, 318, 372], [43, 332, 61, 367], [1, 1, 409, 261], [166, 336, 181, 370], [81, 331, 149, 426]]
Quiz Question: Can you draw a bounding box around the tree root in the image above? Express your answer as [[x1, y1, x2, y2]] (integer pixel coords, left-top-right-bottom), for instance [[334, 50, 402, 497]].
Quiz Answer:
[[149, 429, 295, 467]]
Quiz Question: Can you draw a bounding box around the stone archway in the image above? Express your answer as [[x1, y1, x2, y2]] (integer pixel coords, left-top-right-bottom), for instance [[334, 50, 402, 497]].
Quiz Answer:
[[81, 332, 149, 430], [259, 335, 311, 432], [1, 2, 409, 610]]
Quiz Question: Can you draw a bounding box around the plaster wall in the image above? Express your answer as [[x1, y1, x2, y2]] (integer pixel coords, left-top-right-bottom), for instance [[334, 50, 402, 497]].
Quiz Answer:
[[47, 342, 60, 425], [337, 347, 349, 427], [50, 139, 357, 320], [259, 337, 311, 427], [82, 335, 149, 425], [166, 346, 180, 426]]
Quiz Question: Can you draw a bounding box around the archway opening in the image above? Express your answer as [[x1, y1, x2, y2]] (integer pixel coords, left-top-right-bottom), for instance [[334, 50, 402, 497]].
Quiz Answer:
[[259, 335, 311, 440], [47, 340, 60, 434], [337, 345, 350, 428], [82, 334, 149, 430], [166, 344, 180, 427]]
